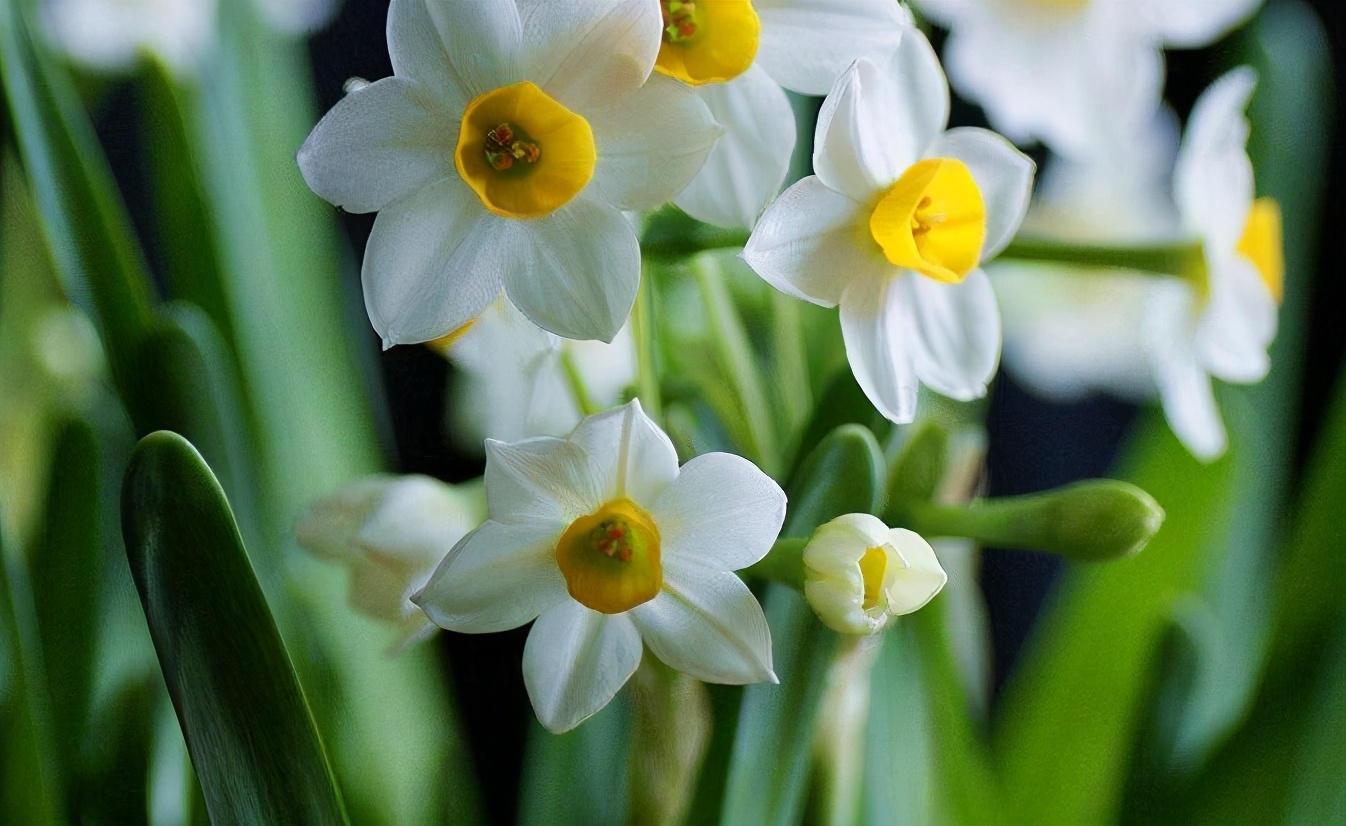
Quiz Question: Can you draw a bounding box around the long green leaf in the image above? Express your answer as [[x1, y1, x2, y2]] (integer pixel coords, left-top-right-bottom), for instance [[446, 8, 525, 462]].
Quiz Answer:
[[518, 695, 632, 826], [121, 431, 347, 825]]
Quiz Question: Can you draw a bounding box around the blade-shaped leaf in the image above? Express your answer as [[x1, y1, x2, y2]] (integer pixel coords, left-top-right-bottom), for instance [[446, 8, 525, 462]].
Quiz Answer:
[[121, 431, 347, 825]]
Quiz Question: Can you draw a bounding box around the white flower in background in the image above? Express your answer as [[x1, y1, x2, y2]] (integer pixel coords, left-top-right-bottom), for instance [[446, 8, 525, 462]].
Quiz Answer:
[[414, 400, 785, 733], [432, 296, 637, 447], [913, 0, 1263, 158], [655, 0, 912, 229], [42, 0, 217, 74], [804, 513, 947, 635], [254, 0, 340, 35], [993, 110, 1182, 403], [298, 0, 720, 345], [744, 31, 1034, 424], [297, 475, 485, 649], [1147, 67, 1280, 461]]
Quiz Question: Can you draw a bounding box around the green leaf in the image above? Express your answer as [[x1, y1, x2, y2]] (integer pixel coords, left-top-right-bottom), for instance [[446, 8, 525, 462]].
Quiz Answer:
[[518, 694, 632, 826], [902, 480, 1165, 562], [790, 369, 892, 482], [120, 431, 348, 825], [884, 419, 951, 515], [717, 425, 884, 826], [862, 623, 935, 826]]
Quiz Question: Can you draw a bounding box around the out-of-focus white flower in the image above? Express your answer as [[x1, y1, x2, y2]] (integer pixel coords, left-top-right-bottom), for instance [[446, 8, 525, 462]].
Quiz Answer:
[[1147, 68, 1280, 460], [993, 111, 1181, 403], [803, 513, 947, 635], [253, 0, 339, 35], [744, 31, 1034, 423], [42, 0, 217, 74], [414, 400, 785, 733], [297, 475, 485, 649], [299, 0, 720, 346], [914, 0, 1263, 158], [656, 0, 912, 229], [433, 296, 637, 448]]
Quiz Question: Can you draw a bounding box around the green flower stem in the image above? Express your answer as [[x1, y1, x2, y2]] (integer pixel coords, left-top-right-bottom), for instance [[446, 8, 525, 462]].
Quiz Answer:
[[996, 236, 1208, 282], [744, 537, 808, 591], [632, 266, 663, 424], [559, 348, 599, 417]]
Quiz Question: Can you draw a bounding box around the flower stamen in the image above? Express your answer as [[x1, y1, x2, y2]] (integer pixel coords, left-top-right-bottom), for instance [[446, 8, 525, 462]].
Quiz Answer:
[[484, 123, 542, 172], [661, 0, 699, 43]]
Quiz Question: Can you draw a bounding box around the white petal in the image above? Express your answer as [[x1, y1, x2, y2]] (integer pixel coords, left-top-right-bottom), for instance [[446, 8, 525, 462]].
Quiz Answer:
[[483, 437, 603, 524], [568, 400, 680, 506], [673, 66, 794, 230], [813, 37, 947, 199], [424, 0, 523, 98], [742, 176, 883, 308], [650, 453, 787, 573], [501, 197, 640, 343], [882, 528, 947, 615], [353, 476, 482, 568], [1174, 67, 1257, 252], [1154, 348, 1227, 462], [928, 127, 1035, 260], [630, 571, 775, 684], [589, 74, 723, 212], [839, 274, 921, 423], [1132, 0, 1263, 48], [361, 177, 508, 348], [519, 0, 660, 113], [905, 269, 1001, 402], [523, 602, 642, 733], [1197, 254, 1276, 384], [413, 520, 566, 633], [298, 77, 451, 214], [754, 0, 912, 95], [387, 0, 465, 108]]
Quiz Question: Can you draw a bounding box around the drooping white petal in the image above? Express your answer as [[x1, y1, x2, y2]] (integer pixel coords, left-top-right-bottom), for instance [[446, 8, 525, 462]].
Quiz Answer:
[[650, 453, 787, 573], [754, 0, 912, 95], [630, 571, 775, 684], [928, 127, 1035, 261], [519, 0, 661, 113], [672, 66, 794, 230], [881, 527, 947, 616], [814, 42, 947, 200], [297, 77, 451, 214], [388, 0, 465, 107], [568, 400, 680, 507], [743, 176, 885, 308], [361, 177, 509, 348], [483, 437, 603, 525], [424, 0, 523, 99], [1196, 254, 1276, 384], [413, 520, 567, 633], [904, 269, 1001, 402], [589, 74, 724, 213], [500, 197, 640, 343], [839, 274, 921, 423], [1154, 347, 1228, 462], [1174, 67, 1257, 252], [523, 601, 643, 733], [1131, 0, 1264, 48]]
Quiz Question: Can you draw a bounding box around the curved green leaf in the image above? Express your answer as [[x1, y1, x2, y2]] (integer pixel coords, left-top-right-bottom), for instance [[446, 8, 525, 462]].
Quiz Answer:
[[121, 431, 347, 825]]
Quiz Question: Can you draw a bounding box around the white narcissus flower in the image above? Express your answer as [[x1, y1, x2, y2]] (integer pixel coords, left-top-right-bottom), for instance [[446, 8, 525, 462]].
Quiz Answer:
[[431, 296, 637, 447], [253, 0, 339, 35], [744, 31, 1035, 424], [803, 514, 947, 635], [1146, 68, 1281, 461], [42, 0, 217, 74], [414, 400, 786, 733], [297, 475, 485, 649], [913, 0, 1263, 159], [656, 0, 912, 229], [298, 0, 721, 346]]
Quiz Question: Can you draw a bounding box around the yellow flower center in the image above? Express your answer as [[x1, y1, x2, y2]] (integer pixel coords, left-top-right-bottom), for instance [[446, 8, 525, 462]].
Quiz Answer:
[[455, 81, 596, 220], [556, 498, 662, 614], [655, 0, 760, 86], [1236, 197, 1284, 303], [858, 546, 888, 612], [869, 158, 986, 283]]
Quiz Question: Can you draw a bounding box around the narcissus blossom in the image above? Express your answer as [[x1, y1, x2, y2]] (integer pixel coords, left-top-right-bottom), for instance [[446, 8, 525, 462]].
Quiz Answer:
[[414, 400, 786, 733], [1146, 68, 1280, 460], [913, 0, 1263, 158], [744, 31, 1034, 423], [42, 0, 217, 74], [298, 0, 720, 345], [656, 0, 912, 229], [297, 475, 484, 649], [804, 514, 947, 635]]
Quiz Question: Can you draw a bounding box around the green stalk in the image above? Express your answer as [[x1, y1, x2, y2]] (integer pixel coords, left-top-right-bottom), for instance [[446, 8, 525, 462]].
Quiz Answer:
[[558, 348, 599, 417], [996, 236, 1208, 282]]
